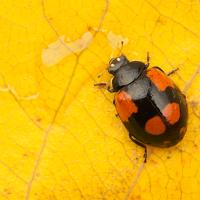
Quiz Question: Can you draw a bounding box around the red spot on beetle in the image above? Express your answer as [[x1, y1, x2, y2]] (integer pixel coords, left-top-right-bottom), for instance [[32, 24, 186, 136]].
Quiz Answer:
[[147, 68, 174, 91], [145, 116, 166, 135], [115, 91, 138, 122], [162, 103, 180, 124]]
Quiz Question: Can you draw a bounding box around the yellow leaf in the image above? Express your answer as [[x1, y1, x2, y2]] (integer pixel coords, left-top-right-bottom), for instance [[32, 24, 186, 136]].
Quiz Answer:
[[0, 0, 200, 199]]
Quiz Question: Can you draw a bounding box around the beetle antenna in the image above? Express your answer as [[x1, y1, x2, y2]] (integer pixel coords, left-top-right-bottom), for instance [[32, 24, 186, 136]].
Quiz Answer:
[[146, 51, 150, 67], [118, 41, 124, 56], [97, 69, 107, 78]]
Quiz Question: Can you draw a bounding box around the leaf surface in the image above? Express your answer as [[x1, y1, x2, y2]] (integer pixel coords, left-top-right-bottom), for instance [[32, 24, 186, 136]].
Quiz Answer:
[[0, 0, 200, 199]]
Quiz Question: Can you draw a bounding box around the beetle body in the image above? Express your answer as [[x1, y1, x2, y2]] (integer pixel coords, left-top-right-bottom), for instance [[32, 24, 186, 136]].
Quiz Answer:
[[108, 55, 188, 147]]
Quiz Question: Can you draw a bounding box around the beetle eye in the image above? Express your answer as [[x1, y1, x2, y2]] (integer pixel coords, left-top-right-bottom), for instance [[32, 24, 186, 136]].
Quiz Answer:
[[116, 57, 121, 62]]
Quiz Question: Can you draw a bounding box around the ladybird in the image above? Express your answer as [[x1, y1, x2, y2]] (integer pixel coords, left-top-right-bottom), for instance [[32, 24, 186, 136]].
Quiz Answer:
[[96, 54, 188, 162]]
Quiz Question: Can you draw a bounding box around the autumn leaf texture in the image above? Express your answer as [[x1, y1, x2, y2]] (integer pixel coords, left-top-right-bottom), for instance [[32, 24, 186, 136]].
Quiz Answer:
[[0, 0, 200, 199]]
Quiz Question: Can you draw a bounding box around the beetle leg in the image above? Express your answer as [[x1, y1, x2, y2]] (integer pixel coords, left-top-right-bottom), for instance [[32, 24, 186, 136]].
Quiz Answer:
[[97, 69, 107, 78], [94, 82, 109, 90], [167, 68, 179, 76], [94, 82, 115, 93], [94, 82, 108, 87], [129, 136, 147, 163], [146, 52, 150, 68], [107, 86, 115, 93]]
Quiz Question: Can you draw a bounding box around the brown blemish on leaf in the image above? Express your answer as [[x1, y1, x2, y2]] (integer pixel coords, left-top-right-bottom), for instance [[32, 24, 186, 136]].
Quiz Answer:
[[3, 188, 12, 196]]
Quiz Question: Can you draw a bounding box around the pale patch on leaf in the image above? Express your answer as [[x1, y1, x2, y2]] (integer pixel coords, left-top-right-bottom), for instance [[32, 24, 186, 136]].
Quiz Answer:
[[42, 32, 93, 66], [107, 31, 129, 49]]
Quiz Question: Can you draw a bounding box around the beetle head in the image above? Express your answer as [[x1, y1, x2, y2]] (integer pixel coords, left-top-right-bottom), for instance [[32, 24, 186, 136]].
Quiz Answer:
[[107, 55, 129, 75]]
